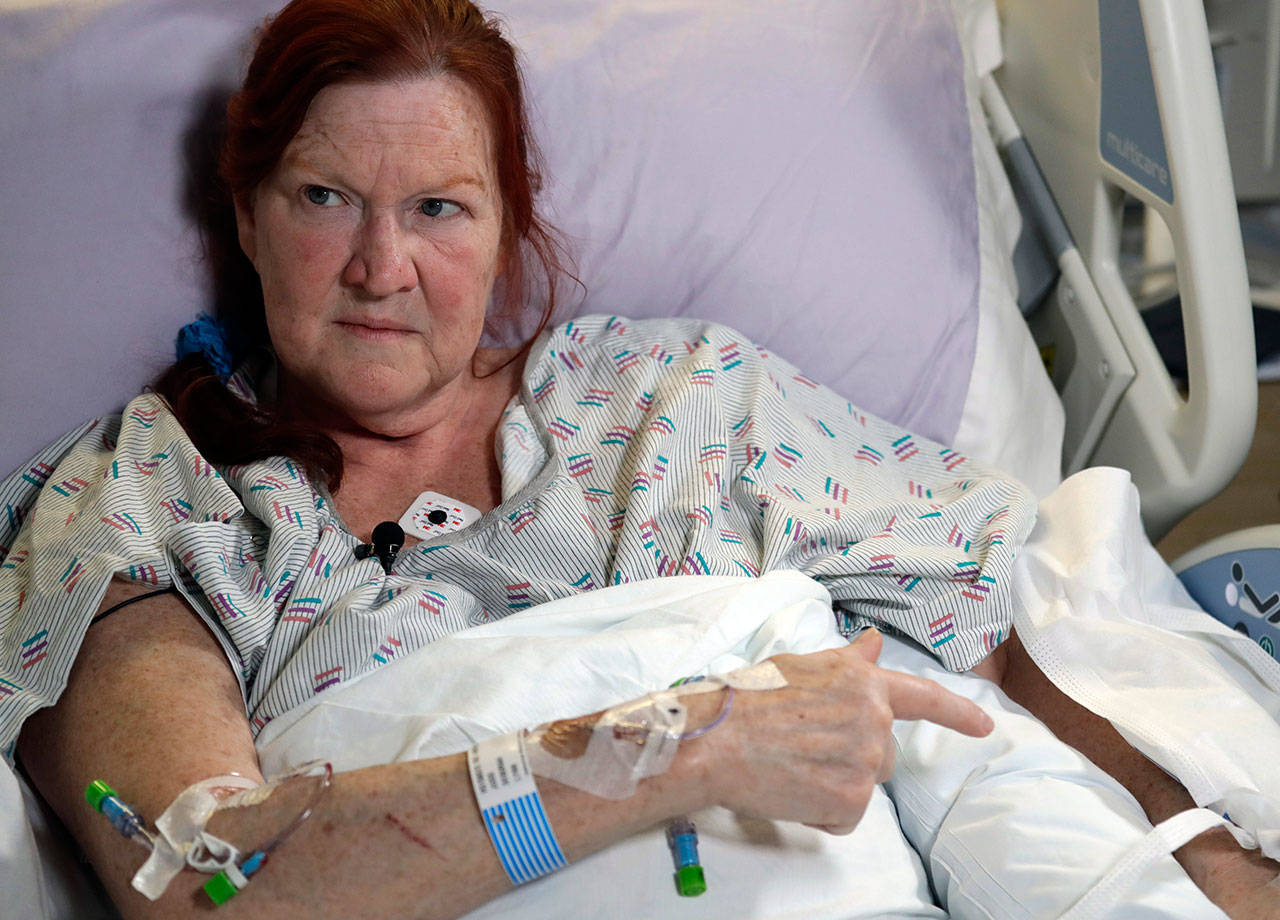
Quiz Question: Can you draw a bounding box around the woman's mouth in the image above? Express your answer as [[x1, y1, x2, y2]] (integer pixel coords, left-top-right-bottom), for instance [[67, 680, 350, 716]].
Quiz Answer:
[[336, 320, 416, 342]]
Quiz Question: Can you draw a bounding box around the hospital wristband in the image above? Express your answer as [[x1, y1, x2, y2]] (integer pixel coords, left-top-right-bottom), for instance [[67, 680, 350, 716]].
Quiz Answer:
[[468, 732, 567, 884]]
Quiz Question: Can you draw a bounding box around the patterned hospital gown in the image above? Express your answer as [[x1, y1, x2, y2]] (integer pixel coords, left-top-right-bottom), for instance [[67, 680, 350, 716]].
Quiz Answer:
[[0, 315, 1036, 762]]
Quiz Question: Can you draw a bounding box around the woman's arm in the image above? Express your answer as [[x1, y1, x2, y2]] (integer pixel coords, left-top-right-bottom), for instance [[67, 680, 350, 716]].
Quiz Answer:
[[19, 581, 990, 920], [980, 630, 1280, 919]]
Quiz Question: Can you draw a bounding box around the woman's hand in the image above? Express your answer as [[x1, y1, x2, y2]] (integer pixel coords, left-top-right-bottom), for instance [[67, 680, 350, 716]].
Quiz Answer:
[[691, 629, 993, 833]]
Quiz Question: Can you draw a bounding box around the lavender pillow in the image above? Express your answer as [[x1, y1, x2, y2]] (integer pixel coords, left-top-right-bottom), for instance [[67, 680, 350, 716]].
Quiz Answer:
[[0, 0, 980, 478]]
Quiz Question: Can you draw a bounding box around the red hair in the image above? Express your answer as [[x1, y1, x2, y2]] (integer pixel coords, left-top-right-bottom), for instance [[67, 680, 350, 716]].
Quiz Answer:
[[158, 0, 572, 491]]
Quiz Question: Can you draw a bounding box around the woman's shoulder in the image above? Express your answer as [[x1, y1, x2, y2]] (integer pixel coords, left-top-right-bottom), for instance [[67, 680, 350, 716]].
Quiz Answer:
[[0, 390, 260, 766], [0, 392, 247, 562], [534, 314, 767, 369], [0, 405, 127, 558], [517, 316, 817, 408]]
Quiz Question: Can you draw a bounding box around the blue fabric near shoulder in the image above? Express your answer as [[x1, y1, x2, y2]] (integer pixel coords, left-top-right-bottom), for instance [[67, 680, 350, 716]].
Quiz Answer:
[[175, 314, 234, 381]]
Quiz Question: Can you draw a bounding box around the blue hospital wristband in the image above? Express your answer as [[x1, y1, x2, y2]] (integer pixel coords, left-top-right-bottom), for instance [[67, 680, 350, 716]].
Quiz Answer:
[[468, 732, 567, 884]]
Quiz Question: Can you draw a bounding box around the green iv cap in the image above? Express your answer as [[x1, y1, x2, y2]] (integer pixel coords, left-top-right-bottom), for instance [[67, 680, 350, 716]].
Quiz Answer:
[[85, 780, 116, 812], [675, 864, 706, 897], [204, 871, 240, 906]]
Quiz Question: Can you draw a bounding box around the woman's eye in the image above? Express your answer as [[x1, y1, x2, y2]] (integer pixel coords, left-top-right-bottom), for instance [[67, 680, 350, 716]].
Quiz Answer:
[[419, 198, 462, 218], [304, 186, 341, 207]]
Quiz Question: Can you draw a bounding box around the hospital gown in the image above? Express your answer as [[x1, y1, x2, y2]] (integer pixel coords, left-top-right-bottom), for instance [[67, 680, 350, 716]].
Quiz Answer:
[[0, 314, 1036, 761]]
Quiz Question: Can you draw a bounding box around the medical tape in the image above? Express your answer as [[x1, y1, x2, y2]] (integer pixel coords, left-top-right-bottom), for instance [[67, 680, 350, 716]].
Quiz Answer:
[[527, 690, 687, 800], [468, 732, 567, 884], [132, 774, 260, 900], [524, 661, 790, 801], [711, 660, 789, 692]]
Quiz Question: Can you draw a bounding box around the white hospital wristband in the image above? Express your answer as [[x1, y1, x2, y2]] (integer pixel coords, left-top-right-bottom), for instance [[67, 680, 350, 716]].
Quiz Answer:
[[468, 732, 567, 884]]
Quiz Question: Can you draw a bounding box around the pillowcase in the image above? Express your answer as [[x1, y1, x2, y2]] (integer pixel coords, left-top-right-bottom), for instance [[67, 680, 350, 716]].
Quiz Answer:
[[948, 0, 1065, 495], [502, 0, 1063, 494]]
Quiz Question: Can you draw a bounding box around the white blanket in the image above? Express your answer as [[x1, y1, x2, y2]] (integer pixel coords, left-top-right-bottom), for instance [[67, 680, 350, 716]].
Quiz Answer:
[[255, 557, 1231, 919], [257, 571, 946, 919], [255, 570, 843, 772]]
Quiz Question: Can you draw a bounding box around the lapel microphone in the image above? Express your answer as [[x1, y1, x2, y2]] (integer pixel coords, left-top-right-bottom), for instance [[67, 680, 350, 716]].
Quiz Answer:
[[353, 520, 405, 574]]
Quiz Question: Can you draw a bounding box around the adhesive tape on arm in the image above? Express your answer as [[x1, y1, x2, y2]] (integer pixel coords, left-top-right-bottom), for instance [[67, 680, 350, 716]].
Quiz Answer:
[[132, 774, 258, 900]]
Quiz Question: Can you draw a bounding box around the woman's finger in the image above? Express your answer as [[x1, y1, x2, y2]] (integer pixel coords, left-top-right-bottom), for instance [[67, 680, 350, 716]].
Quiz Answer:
[[881, 668, 993, 737], [844, 627, 883, 663], [804, 822, 859, 836]]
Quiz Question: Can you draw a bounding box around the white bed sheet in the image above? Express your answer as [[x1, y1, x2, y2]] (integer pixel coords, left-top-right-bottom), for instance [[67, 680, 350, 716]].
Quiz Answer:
[[257, 571, 946, 920], [1011, 468, 1280, 862]]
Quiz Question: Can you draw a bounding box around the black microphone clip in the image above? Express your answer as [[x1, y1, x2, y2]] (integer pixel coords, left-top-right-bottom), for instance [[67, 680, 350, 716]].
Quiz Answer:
[[353, 520, 405, 574]]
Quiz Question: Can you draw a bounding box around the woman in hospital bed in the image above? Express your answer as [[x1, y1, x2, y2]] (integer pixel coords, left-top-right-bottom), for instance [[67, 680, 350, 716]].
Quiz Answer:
[[1, 0, 1275, 917]]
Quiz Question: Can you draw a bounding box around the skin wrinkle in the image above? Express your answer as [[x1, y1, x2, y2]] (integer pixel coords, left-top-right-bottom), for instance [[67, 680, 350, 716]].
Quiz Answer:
[[282, 122, 490, 198], [284, 139, 490, 204]]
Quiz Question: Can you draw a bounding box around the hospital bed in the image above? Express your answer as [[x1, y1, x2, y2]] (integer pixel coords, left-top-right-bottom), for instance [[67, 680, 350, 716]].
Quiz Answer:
[[0, 0, 1277, 917]]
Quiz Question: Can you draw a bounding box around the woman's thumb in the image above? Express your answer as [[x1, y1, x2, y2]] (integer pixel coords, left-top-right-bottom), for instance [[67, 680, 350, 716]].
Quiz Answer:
[[847, 627, 883, 663]]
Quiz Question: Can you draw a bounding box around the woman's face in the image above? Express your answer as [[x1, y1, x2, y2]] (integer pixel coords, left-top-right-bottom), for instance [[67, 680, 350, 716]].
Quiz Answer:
[[236, 76, 506, 434]]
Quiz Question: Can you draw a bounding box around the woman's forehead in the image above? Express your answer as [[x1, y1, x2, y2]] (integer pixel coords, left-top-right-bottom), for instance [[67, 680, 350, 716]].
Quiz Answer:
[[283, 76, 496, 189]]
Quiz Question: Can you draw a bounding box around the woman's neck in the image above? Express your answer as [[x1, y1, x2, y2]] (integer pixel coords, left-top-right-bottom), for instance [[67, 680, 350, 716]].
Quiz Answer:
[[284, 350, 526, 542]]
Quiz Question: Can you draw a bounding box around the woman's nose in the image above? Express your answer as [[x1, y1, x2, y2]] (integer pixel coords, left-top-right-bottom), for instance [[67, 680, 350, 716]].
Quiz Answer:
[[343, 213, 416, 296]]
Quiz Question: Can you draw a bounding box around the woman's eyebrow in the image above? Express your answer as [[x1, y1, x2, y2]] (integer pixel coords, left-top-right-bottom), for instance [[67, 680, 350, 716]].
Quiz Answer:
[[278, 149, 487, 194], [428, 173, 487, 193], [278, 146, 327, 175]]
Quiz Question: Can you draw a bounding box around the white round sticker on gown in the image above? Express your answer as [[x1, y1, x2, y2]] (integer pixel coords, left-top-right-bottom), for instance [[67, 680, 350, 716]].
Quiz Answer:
[[399, 491, 483, 539]]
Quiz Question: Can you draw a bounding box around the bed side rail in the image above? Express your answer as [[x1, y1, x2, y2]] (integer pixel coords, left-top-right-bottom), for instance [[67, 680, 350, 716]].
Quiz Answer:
[[993, 0, 1256, 541]]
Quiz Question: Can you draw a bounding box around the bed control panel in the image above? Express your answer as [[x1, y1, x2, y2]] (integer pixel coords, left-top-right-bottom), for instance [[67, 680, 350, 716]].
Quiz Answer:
[[1178, 547, 1280, 662]]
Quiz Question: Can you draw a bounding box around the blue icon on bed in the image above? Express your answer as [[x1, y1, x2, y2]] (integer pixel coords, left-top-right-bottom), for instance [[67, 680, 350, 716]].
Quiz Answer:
[[1178, 549, 1280, 661], [1225, 561, 1280, 624]]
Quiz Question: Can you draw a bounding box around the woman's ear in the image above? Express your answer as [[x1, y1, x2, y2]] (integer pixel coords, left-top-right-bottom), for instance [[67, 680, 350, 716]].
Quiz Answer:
[[233, 195, 258, 265]]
